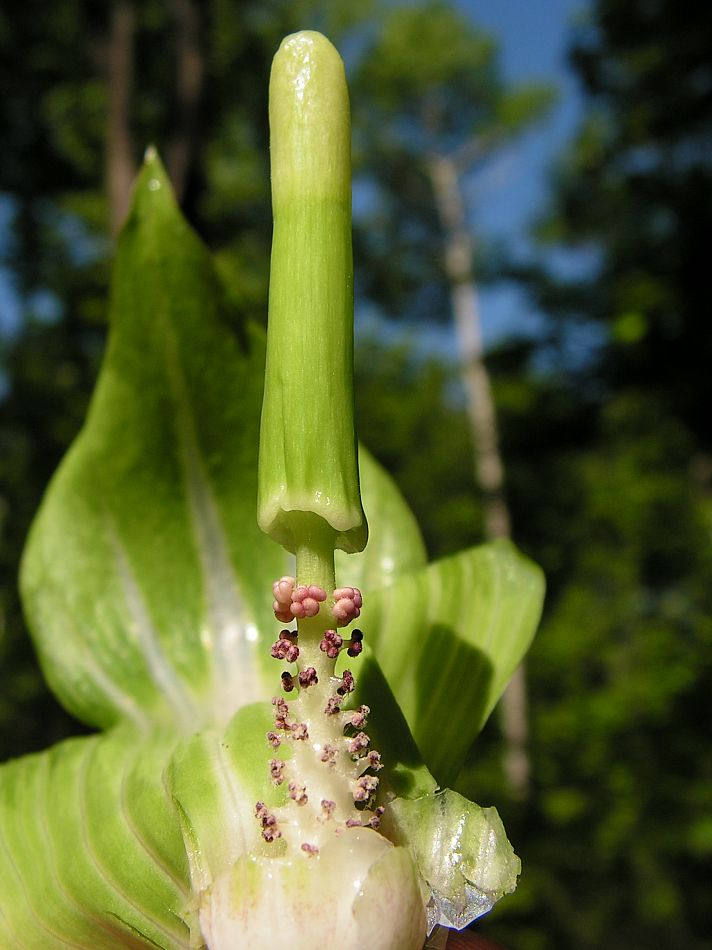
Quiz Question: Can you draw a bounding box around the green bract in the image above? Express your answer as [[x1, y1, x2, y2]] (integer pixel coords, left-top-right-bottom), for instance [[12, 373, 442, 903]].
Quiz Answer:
[[1, 32, 544, 950]]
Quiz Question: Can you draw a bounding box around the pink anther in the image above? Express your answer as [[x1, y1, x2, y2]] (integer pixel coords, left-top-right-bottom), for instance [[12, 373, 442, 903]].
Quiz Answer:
[[347, 732, 370, 757], [350, 705, 370, 729], [301, 842, 319, 857], [272, 576, 296, 622], [290, 584, 327, 619], [353, 775, 379, 803], [320, 743, 338, 766], [331, 587, 363, 626], [288, 781, 308, 805]]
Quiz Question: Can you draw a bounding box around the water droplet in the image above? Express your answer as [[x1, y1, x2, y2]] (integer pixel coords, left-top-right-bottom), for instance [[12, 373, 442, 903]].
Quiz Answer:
[[148, 178, 161, 191]]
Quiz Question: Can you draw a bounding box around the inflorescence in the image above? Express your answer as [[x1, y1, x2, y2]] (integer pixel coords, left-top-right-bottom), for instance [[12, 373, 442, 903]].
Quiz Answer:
[[256, 577, 383, 857]]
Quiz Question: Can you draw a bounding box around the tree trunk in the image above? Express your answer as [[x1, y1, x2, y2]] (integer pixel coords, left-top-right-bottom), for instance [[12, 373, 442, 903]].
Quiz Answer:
[[166, 0, 204, 203], [427, 151, 530, 800], [105, 0, 136, 239]]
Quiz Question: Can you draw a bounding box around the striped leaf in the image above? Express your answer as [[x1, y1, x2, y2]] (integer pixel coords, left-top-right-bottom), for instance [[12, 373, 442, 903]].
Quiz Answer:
[[361, 540, 545, 786]]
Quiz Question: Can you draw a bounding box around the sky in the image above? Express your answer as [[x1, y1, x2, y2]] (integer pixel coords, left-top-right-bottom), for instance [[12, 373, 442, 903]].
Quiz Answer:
[[0, 0, 591, 350], [448, 0, 591, 348]]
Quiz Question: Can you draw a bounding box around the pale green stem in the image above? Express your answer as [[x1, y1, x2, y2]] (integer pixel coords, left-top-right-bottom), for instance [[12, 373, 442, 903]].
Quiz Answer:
[[290, 511, 337, 683]]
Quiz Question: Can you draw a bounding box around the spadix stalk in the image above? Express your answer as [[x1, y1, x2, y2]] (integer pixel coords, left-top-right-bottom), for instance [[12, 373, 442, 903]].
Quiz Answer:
[[258, 30, 367, 557]]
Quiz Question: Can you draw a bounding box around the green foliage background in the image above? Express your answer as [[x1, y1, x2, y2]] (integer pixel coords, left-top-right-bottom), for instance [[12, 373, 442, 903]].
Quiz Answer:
[[1, 1, 711, 948]]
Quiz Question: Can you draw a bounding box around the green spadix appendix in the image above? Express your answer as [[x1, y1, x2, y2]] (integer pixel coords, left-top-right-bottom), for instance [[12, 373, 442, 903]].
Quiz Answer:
[[0, 31, 544, 949]]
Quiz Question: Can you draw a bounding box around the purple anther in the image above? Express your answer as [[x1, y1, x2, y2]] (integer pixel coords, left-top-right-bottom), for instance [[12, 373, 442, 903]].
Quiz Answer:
[[281, 671, 295, 692], [347, 732, 370, 757], [319, 629, 343, 659], [331, 587, 363, 627], [272, 696, 289, 729], [273, 576, 296, 623], [266, 731, 281, 748], [301, 842, 319, 857], [271, 639, 300, 662], [350, 705, 370, 729], [288, 781, 308, 805], [345, 818, 362, 828], [320, 799, 336, 819], [271, 631, 300, 663], [350, 629, 364, 642], [298, 667, 318, 689], [269, 758, 285, 785], [347, 640, 363, 658], [324, 695, 343, 716], [367, 806, 385, 830], [366, 750, 383, 771], [255, 801, 281, 842], [290, 722, 309, 741], [337, 670, 355, 695], [353, 775, 379, 803], [290, 584, 327, 619], [320, 743, 338, 766]]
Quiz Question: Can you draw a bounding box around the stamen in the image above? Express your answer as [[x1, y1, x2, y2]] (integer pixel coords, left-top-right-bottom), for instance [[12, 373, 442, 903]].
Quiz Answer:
[[301, 842, 319, 857], [269, 758, 286, 785], [281, 671, 295, 692], [353, 775, 379, 803], [319, 629, 343, 659], [320, 743, 338, 766], [288, 781, 308, 805], [273, 576, 296, 622], [297, 666, 318, 689], [367, 806, 386, 829], [255, 801, 282, 842], [266, 731, 281, 748], [271, 630, 300, 662], [324, 695, 342, 716], [320, 799, 336, 820], [290, 722, 309, 741], [331, 587, 363, 626], [349, 705, 370, 729], [290, 584, 327, 619], [272, 696, 289, 729], [347, 732, 370, 757], [365, 750, 383, 771], [337, 669, 355, 695]]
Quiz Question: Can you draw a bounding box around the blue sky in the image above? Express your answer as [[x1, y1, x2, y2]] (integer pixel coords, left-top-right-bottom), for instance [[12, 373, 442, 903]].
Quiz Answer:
[[452, 0, 591, 347]]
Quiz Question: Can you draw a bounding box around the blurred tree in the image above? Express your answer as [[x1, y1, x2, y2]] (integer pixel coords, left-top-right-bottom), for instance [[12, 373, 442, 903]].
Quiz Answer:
[[352, 1, 554, 798], [529, 0, 712, 449], [471, 0, 712, 946]]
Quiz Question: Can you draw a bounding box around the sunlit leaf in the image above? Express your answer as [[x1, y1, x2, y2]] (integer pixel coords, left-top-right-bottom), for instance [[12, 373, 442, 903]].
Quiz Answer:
[[361, 540, 545, 785]]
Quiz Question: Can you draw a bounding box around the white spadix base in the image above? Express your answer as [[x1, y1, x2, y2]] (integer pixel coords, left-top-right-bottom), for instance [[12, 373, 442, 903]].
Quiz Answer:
[[200, 828, 426, 950]]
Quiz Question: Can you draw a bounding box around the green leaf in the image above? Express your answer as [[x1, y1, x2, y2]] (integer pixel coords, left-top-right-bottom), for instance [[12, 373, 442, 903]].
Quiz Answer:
[[361, 539, 545, 786], [386, 789, 520, 931], [336, 447, 427, 592], [0, 727, 190, 948], [20, 152, 289, 732]]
